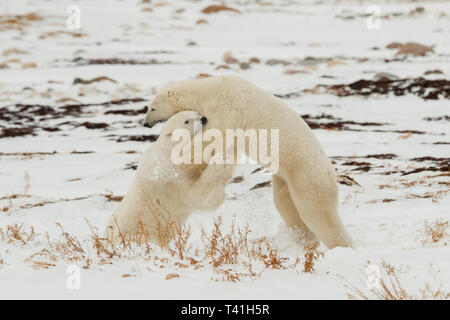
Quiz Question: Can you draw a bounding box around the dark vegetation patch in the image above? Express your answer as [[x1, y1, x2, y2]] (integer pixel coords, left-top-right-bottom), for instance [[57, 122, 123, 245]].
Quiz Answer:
[[331, 153, 397, 161], [402, 157, 450, 176], [274, 91, 302, 99], [249, 180, 271, 191], [337, 175, 360, 187], [333, 154, 449, 177], [433, 142, 450, 145], [72, 57, 169, 66], [0, 151, 93, 158], [365, 154, 397, 160], [230, 176, 244, 184], [0, 127, 35, 138], [342, 161, 371, 166], [104, 194, 124, 202], [324, 78, 450, 100], [300, 114, 430, 135], [1, 98, 145, 122], [79, 122, 109, 130], [124, 162, 138, 170], [301, 113, 391, 132], [0, 151, 57, 156], [70, 150, 95, 154], [251, 167, 264, 175], [42, 127, 60, 132], [371, 129, 426, 135], [105, 106, 147, 116], [73, 76, 117, 85], [345, 162, 371, 172], [423, 116, 450, 122], [277, 78, 450, 100], [0, 98, 145, 138], [114, 134, 159, 143]]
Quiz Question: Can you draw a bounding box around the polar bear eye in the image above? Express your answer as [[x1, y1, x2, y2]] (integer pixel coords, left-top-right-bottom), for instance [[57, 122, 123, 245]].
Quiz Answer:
[[184, 120, 189, 124], [151, 108, 155, 111]]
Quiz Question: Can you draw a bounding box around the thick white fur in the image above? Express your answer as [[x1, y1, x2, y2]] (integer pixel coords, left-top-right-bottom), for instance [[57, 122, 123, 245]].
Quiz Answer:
[[106, 111, 233, 245], [144, 75, 354, 249]]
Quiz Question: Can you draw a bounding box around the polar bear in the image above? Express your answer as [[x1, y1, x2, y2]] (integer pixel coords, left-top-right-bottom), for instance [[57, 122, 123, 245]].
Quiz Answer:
[[143, 75, 354, 249], [106, 111, 233, 246]]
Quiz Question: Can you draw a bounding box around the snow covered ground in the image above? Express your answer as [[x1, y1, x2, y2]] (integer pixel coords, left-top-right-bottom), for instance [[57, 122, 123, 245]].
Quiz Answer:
[[0, 0, 449, 299]]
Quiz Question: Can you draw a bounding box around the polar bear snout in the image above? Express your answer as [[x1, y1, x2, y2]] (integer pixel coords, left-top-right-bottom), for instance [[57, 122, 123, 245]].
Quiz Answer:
[[200, 116, 208, 126], [143, 119, 163, 128]]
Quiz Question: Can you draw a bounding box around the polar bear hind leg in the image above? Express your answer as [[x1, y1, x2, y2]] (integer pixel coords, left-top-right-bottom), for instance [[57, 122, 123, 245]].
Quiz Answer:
[[272, 175, 317, 241], [286, 174, 354, 249]]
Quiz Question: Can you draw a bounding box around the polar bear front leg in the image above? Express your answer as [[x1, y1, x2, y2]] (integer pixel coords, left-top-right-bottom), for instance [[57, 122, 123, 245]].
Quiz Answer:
[[272, 175, 317, 241], [185, 163, 235, 211]]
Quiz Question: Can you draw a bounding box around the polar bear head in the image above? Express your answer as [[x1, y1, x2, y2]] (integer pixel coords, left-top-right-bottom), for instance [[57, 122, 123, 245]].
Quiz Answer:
[[158, 110, 207, 144], [143, 77, 223, 128], [143, 84, 179, 128]]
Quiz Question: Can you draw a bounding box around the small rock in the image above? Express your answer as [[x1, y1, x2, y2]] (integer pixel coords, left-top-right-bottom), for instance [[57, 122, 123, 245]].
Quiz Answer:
[[298, 57, 328, 66], [386, 42, 402, 49], [2, 47, 29, 56], [165, 273, 180, 280], [196, 73, 211, 79], [240, 62, 250, 70], [395, 42, 434, 56], [22, 62, 37, 69], [215, 65, 230, 70], [283, 69, 310, 75], [201, 5, 241, 14], [327, 59, 346, 67], [266, 59, 290, 66], [424, 69, 443, 75], [373, 72, 399, 81], [223, 51, 239, 64]]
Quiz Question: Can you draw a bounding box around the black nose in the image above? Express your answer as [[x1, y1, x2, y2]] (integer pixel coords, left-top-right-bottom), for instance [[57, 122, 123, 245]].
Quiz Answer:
[[200, 116, 208, 126], [143, 122, 151, 128]]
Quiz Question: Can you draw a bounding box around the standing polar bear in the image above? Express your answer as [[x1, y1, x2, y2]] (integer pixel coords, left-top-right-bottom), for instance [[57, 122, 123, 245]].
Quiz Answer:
[[106, 111, 233, 245], [143, 75, 354, 249]]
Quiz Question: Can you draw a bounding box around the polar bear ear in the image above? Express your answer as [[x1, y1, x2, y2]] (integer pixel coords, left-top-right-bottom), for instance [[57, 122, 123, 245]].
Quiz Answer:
[[166, 133, 172, 137]]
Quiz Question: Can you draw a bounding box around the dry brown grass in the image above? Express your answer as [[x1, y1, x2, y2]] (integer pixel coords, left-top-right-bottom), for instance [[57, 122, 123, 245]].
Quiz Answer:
[[1, 192, 123, 212], [169, 224, 192, 260], [0, 172, 31, 212], [202, 216, 251, 266], [423, 219, 448, 245], [302, 243, 324, 273], [0, 13, 43, 31], [343, 261, 450, 300], [0, 224, 37, 246], [165, 273, 180, 280], [0, 215, 321, 282], [406, 189, 450, 203], [0, 175, 123, 213]]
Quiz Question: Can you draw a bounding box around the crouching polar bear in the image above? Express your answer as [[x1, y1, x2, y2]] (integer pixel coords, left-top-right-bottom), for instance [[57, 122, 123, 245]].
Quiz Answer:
[[143, 75, 354, 249], [106, 111, 233, 245]]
